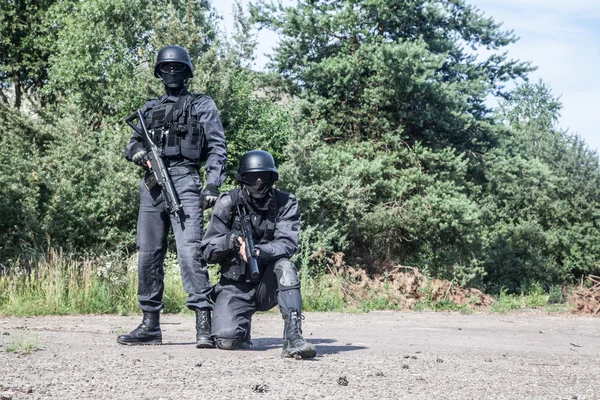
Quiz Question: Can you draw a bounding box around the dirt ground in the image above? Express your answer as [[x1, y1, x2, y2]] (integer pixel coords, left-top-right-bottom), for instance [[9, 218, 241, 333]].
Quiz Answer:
[[0, 310, 599, 400]]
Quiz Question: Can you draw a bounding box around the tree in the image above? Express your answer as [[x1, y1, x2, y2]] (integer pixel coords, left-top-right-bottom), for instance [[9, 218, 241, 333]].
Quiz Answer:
[[0, 0, 70, 108], [0, 0, 293, 259], [479, 82, 600, 290], [44, 0, 219, 125], [252, 0, 534, 151], [0, 104, 48, 257], [205, 2, 293, 180], [251, 0, 534, 280]]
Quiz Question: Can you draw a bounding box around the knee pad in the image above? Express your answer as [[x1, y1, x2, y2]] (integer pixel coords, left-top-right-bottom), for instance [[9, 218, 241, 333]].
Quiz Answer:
[[215, 337, 240, 350], [213, 325, 247, 350], [274, 259, 300, 289]]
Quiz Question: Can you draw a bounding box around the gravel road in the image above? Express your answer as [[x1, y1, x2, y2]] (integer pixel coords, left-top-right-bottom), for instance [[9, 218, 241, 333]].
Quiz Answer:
[[1, 311, 599, 399]]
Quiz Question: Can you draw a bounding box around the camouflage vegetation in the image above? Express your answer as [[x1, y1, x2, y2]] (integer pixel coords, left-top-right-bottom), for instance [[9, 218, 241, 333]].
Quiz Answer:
[[1, 0, 599, 301]]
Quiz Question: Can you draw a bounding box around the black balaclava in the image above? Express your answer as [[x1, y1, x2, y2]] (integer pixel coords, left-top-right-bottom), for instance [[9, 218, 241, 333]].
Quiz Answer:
[[241, 173, 274, 210], [159, 63, 190, 94]]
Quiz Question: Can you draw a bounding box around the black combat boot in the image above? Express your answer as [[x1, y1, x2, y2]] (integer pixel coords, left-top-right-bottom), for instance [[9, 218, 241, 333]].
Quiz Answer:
[[235, 320, 253, 350], [195, 308, 215, 348], [281, 310, 317, 359], [116, 311, 162, 345]]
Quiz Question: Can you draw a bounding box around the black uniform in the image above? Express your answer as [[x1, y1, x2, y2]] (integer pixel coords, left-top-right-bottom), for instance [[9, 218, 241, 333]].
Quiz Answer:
[[125, 90, 227, 313], [200, 188, 304, 349]]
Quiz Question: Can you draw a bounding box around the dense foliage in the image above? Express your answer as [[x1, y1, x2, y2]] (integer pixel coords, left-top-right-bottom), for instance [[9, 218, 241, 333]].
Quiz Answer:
[[1, 0, 598, 293], [251, 0, 600, 290], [0, 0, 290, 255]]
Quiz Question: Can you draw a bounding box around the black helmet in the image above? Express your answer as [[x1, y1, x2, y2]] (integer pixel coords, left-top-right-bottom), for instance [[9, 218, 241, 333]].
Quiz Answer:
[[153, 45, 194, 78], [236, 150, 279, 182]]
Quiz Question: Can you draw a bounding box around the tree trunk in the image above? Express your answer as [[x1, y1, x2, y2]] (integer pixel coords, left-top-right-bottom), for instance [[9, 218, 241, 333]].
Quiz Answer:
[[14, 73, 22, 109]]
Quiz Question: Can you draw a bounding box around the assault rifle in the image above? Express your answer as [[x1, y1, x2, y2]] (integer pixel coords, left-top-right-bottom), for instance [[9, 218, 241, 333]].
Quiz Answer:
[[237, 203, 260, 281], [126, 110, 183, 222]]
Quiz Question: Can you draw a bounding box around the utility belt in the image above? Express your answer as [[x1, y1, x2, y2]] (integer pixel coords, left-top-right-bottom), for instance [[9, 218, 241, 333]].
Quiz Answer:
[[167, 165, 198, 176], [143, 165, 197, 192]]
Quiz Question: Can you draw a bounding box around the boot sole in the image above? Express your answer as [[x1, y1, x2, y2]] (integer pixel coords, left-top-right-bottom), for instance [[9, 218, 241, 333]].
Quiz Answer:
[[282, 345, 317, 359], [116, 339, 162, 346], [195, 340, 215, 349]]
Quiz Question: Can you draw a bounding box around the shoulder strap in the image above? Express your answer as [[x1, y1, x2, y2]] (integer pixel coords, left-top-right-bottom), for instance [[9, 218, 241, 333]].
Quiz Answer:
[[188, 93, 210, 161], [229, 188, 245, 207], [165, 94, 191, 127], [229, 189, 245, 230], [264, 201, 277, 242], [264, 190, 289, 242]]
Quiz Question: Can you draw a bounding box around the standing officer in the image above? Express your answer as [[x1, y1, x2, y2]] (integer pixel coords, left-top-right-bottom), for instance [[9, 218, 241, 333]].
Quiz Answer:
[[200, 150, 316, 359], [118, 45, 227, 348]]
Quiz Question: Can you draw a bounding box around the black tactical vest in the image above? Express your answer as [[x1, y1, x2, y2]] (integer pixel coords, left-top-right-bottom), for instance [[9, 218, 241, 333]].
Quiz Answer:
[[145, 94, 205, 161], [230, 188, 289, 244], [220, 189, 290, 282]]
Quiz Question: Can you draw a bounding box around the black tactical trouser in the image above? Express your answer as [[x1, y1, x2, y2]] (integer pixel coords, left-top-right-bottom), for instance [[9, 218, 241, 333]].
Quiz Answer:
[[136, 167, 212, 313], [211, 258, 302, 346]]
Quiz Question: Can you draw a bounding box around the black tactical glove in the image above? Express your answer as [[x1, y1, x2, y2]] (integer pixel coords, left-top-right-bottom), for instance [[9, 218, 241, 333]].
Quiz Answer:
[[200, 184, 219, 210], [225, 230, 242, 250], [131, 143, 149, 166]]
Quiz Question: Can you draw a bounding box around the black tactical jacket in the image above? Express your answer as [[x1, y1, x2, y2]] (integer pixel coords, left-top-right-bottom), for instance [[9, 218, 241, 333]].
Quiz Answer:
[[125, 90, 227, 187], [200, 188, 300, 281]]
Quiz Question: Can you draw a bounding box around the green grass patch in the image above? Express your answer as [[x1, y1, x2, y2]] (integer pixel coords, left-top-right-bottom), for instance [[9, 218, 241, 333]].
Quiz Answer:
[[301, 273, 344, 312], [2, 330, 40, 354], [490, 283, 552, 313], [0, 250, 208, 316], [0, 250, 572, 316]]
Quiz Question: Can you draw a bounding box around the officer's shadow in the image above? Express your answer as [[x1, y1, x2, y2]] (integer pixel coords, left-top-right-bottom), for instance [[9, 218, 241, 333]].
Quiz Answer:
[[248, 337, 366, 355]]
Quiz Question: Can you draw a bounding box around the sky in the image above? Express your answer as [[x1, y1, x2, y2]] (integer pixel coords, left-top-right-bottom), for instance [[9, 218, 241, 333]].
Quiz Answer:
[[213, 0, 600, 153]]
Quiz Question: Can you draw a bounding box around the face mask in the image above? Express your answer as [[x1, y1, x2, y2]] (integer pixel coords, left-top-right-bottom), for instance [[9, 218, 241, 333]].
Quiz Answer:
[[243, 181, 273, 199], [160, 70, 188, 90]]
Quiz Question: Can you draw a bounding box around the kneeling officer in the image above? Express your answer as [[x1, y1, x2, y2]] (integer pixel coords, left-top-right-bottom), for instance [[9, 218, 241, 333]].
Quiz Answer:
[[200, 150, 316, 358]]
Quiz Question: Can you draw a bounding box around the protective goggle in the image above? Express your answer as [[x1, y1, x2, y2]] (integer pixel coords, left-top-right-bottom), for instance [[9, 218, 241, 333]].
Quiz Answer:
[[241, 172, 274, 184], [159, 62, 187, 74]]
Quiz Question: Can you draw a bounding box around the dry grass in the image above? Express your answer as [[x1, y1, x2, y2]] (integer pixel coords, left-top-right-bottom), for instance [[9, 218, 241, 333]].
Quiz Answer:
[[568, 275, 600, 315]]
